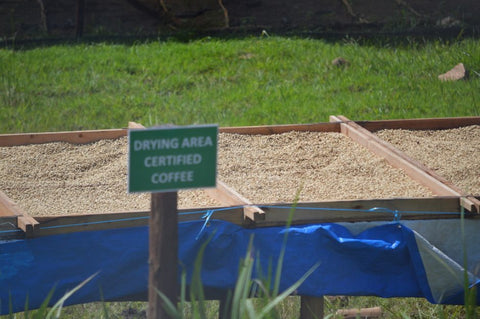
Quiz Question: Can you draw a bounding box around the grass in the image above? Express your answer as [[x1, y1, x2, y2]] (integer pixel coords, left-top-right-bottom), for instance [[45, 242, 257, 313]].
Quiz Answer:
[[1, 35, 479, 133], [1, 35, 479, 318]]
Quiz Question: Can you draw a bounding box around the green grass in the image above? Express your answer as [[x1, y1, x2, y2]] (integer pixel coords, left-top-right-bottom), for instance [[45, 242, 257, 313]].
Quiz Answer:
[[1, 36, 479, 133], [1, 35, 479, 318]]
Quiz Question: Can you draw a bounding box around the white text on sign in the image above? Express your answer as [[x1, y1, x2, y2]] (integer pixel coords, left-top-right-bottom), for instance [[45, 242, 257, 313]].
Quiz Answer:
[[134, 136, 213, 151]]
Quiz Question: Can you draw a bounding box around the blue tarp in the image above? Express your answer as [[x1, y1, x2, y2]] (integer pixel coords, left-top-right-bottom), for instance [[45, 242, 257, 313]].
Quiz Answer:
[[1, 220, 479, 314]]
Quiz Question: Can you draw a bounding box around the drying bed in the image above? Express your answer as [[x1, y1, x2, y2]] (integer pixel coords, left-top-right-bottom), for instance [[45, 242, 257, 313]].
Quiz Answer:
[[0, 137, 219, 216], [218, 131, 432, 204], [0, 130, 433, 217], [375, 125, 480, 196]]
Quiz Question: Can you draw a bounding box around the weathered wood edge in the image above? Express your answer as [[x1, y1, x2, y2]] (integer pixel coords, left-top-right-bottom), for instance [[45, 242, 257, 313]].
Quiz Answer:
[[28, 206, 243, 238], [219, 122, 341, 134], [1, 118, 478, 238], [0, 191, 39, 236], [204, 180, 265, 223], [355, 116, 480, 132], [331, 115, 480, 213], [0, 129, 127, 147], [1, 118, 476, 145], [2, 197, 467, 239], [255, 197, 466, 227]]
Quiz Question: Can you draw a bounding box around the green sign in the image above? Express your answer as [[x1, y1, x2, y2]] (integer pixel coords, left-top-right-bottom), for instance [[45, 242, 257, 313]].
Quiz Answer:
[[128, 125, 218, 193]]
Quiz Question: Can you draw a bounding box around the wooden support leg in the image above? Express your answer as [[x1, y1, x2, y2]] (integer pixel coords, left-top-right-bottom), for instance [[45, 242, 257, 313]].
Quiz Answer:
[[300, 295, 324, 319], [148, 192, 178, 319]]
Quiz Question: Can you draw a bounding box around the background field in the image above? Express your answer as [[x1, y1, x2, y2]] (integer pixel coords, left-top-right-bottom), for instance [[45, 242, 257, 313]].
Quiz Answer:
[[1, 35, 479, 318], [1, 35, 479, 134]]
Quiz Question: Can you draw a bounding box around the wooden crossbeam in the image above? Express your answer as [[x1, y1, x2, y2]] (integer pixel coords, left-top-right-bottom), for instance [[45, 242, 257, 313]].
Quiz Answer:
[[31, 206, 245, 238], [0, 191, 39, 236], [331, 115, 480, 213], [0, 129, 127, 146], [8, 197, 463, 239], [253, 197, 464, 227], [219, 122, 340, 134], [354, 116, 480, 132], [204, 180, 265, 223]]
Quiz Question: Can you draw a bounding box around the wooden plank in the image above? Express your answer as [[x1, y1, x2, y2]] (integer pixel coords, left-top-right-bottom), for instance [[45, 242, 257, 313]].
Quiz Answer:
[[0, 191, 39, 236], [0, 129, 127, 147], [1, 117, 476, 148], [0, 193, 16, 217], [330, 115, 480, 213], [0, 122, 338, 149], [336, 306, 382, 318], [31, 206, 245, 237], [219, 122, 340, 134], [1, 197, 468, 239], [355, 116, 480, 132], [253, 197, 465, 227], [204, 180, 265, 223]]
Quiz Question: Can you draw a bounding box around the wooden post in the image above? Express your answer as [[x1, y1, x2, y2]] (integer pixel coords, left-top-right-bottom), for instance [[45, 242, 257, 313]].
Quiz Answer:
[[148, 191, 178, 319], [300, 296, 324, 319]]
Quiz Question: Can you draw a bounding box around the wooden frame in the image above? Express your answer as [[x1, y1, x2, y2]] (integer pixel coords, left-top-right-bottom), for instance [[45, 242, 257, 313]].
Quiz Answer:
[[330, 115, 480, 213], [1, 116, 479, 238], [1, 116, 479, 319]]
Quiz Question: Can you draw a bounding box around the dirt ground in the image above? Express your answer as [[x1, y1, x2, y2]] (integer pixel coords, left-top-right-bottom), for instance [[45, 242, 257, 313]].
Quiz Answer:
[[1, 0, 479, 40]]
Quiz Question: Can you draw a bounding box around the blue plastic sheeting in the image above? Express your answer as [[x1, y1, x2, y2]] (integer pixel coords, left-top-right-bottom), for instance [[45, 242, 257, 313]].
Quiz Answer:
[[1, 220, 479, 314]]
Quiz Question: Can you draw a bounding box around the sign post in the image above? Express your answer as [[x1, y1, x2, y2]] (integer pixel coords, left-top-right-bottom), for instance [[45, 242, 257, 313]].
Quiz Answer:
[[128, 125, 218, 319]]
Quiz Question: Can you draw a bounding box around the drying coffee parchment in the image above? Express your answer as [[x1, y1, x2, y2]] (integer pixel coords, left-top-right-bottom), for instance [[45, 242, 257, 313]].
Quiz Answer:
[[0, 131, 434, 216]]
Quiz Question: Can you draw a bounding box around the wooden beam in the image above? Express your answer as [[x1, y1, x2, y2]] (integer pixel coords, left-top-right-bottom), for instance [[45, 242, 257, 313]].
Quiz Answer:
[[0, 129, 127, 147], [330, 116, 480, 213], [31, 206, 245, 238], [204, 180, 265, 223], [253, 197, 465, 227], [0, 191, 39, 236], [1, 196, 468, 239], [336, 306, 382, 318], [1, 117, 476, 147], [219, 122, 340, 135], [354, 116, 480, 132]]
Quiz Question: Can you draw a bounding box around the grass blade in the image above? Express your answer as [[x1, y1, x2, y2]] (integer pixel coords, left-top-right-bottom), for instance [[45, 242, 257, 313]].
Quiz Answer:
[[155, 288, 182, 319], [257, 261, 321, 318], [45, 272, 98, 319]]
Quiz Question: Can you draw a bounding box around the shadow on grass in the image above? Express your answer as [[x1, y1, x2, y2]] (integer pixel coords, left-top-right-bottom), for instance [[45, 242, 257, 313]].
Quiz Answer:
[[2, 24, 479, 51]]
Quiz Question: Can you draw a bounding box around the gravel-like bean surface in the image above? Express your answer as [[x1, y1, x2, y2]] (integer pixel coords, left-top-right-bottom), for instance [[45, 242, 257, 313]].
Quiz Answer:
[[0, 137, 218, 216], [0, 131, 434, 216], [218, 132, 432, 204], [376, 125, 480, 195]]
